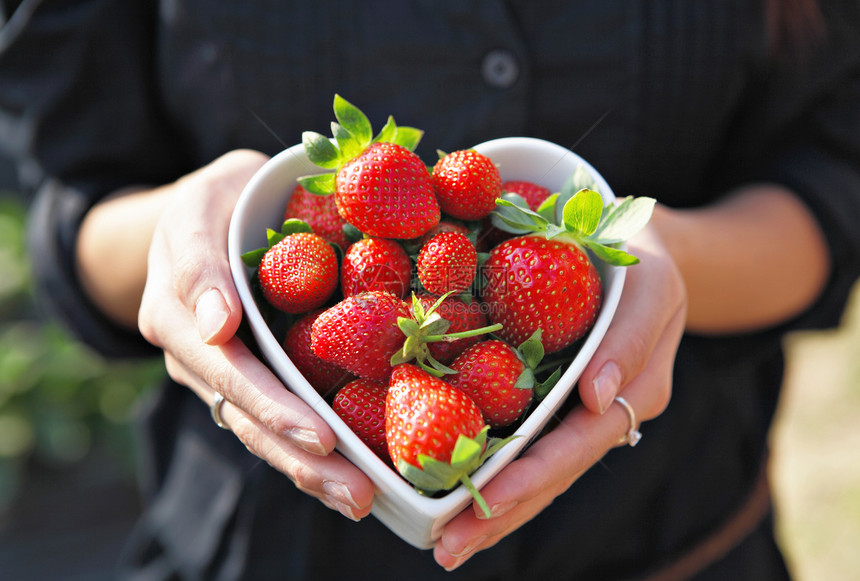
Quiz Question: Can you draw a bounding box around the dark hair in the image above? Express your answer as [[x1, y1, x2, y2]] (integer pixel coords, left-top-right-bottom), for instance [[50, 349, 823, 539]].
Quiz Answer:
[[765, 0, 825, 57]]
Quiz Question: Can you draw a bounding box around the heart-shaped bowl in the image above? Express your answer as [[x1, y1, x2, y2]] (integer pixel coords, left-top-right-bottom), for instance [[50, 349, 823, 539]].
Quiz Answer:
[[228, 136, 625, 549]]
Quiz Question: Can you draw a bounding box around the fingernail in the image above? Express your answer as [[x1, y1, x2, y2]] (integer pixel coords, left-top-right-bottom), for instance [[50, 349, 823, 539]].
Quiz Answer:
[[286, 427, 326, 455], [449, 535, 487, 558], [195, 288, 230, 343], [478, 500, 516, 520], [593, 360, 622, 415], [323, 480, 362, 521], [324, 497, 359, 522]]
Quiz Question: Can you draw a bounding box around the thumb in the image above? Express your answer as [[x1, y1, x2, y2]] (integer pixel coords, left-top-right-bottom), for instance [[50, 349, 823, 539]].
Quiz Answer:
[[194, 286, 241, 345], [175, 150, 269, 345]]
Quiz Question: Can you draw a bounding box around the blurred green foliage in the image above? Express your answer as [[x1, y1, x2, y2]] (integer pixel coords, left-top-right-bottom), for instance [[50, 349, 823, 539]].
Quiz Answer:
[[0, 195, 163, 510]]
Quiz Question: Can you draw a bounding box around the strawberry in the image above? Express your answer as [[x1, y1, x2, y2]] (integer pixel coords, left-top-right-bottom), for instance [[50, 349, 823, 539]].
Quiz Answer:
[[341, 237, 412, 298], [283, 183, 351, 252], [299, 95, 439, 239], [414, 292, 489, 364], [483, 235, 603, 353], [446, 332, 558, 428], [477, 180, 552, 251], [385, 364, 512, 515], [336, 142, 439, 238], [416, 231, 477, 296], [409, 220, 471, 252], [242, 220, 338, 315], [282, 310, 353, 397], [502, 180, 552, 210], [310, 291, 411, 382], [431, 149, 502, 220], [485, 187, 655, 353], [333, 378, 389, 461]]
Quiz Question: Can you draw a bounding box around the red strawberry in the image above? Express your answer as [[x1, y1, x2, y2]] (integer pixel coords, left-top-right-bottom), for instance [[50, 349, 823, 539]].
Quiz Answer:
[[446, 339, 537, 428], [416, 231, 477, 295], [333, 379, 389, 461], [300, 96, 439, 239], [310, 291, 411, 382], [283, 183, 350, 251], [486, 188, 655, 352], [283, 310, 353, 397], [482, 235, 602, 353], [502, 180, 553, 210], [386, 364, 484, 469], [431, 149, 502, 220], [257, 231, 338, 314], [336, 142, 439, 239], [341, 237, 413, 298], [477, 180, 553, 251], [384, 364, 513, 515], [414, 292, 489, 364], [409, 220, 471, 251]]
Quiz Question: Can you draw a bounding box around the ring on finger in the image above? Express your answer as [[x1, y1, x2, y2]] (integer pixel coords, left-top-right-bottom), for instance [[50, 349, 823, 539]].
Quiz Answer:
[[210, 392, 229, 430], [614, 396, 642, 447]]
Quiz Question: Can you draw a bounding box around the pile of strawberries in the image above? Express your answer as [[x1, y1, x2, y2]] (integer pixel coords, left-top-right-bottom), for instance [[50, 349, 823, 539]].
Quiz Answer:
[[242, 96, 654, 512]]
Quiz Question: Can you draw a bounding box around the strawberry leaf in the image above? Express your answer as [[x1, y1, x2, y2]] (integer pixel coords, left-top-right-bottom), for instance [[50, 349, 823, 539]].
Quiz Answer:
[[534, 367, 562, 401], [373, 116, 397, 144], [419, 353, 458, 377], [266, 228, 285, 247], [392, 126, 423, 151], [397, 317, 421, 337], [582, 240, 641, 266], [410, 293, 427, 321], [342, 223, 364, 243], [280, 219, 314, 237], [517, 329, 545, 370], [491, 195, 550, 234], [302, 131, 341, 169], [513, 367, 536, 390], [536, 193, 559, 221], [449, 431, 486, 468], [297, 173, 336, 195], [333, 94, 373, 147], [241, 247, 267, 268], [562, 189, 603, 237], [572, 165, 599, 192], [591, 196, 656, 244], [331, 122, 365, 160]]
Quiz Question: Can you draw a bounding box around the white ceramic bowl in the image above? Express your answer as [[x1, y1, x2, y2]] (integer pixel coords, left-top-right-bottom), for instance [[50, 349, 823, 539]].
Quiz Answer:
[[228, 137, 625, 549]]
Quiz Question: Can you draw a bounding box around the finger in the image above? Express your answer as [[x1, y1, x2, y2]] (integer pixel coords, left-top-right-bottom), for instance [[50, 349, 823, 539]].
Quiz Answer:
[[579, 228, 686, 415], [166, 150, 269, 345], [196, 380, 375, 521], [435, 355, 675, 571], [163, 337, 338, 456]]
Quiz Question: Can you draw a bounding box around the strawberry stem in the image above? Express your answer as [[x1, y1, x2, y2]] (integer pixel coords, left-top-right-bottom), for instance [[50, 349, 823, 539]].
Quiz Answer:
[[424, 322, 503, 343], [459, 474, 492, 518]]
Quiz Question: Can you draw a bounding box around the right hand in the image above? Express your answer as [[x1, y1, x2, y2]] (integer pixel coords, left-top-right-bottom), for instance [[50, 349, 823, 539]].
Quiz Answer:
[[137, 149, 375, 521]]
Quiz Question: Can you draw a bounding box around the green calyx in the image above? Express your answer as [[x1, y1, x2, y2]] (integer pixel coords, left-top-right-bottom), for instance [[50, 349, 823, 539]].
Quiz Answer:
[[490, 166, 656, 267], [298, 94, 424, 195], [511, 329, 562, 401], [390, 292, 503, 377], [240, 219, 315, 267], [397, 427, 519, 517]]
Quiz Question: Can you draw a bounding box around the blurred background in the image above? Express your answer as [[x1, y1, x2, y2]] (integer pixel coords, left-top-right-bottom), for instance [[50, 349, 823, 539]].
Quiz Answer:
[[0, 154, 858, 579]]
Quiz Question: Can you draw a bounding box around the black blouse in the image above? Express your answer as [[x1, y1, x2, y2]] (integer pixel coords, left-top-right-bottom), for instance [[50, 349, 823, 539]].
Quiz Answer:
[[2, 1, 859, 579]]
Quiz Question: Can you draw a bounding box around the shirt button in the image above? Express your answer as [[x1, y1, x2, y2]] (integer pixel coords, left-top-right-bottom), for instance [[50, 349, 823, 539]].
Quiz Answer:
[[481, 50, 519, 89]]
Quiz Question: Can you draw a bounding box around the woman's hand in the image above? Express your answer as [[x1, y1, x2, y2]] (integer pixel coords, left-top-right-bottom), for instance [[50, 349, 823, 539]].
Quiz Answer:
[[90, 150, 375, 521], [433, 221, 687, 570]]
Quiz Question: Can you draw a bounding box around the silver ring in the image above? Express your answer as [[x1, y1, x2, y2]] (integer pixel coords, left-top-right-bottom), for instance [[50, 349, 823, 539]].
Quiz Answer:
[[614, 397, 641, 447], [210, 392, 229, 429]]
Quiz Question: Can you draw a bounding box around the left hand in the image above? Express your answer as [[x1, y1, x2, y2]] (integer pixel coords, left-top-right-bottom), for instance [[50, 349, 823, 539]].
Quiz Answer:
[[433, 222, 687, 570]]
